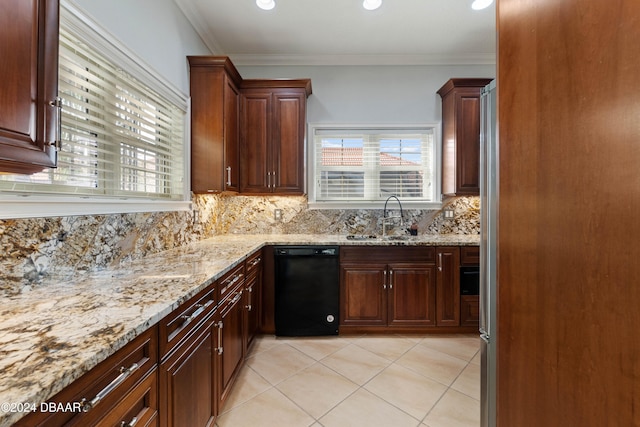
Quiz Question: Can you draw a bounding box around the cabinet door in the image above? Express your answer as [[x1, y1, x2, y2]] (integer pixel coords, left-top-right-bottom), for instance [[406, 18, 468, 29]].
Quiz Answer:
[[0, 0, 59, 174], [240, 91, 271, 193], [189, 66, 224, 193], [271, 90, 305, 194], [436, 247, 461, 326], [454, 91, 482, 195], [388, 263, 437, 326], [460, 295, 479, 326], [216, 289, 245, 409], [340, 263, 388, 326], [159, 322, 216, 427], [223, 75, 240, 192], [438, 79, 491, 196]]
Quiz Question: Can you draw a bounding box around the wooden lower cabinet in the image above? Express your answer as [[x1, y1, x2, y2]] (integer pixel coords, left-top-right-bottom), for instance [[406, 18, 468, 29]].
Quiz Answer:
[[215, 284, 245, 410], [244, 250, 263, 351], [460, 295, 480, 326], [95, 369, 158, 427], [341, 261, 437, 329], [340, 246, 439, 333], [341, 263, 388, 326], [159, 319, 216, 427], [16, 327, 159, 427], [388, 263, 437, 327], [340, 245, 477, 333], [435, 247, 461, 326]]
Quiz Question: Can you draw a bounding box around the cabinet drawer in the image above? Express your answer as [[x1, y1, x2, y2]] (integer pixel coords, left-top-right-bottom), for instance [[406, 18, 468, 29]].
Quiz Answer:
[[219, 263, 245, 303], [94, 369, 158, 427], [159, 286, 217, 358], [460, 295, 480, 326], [245, 250, 262, 277], [461, 246, 480, 265], [340, 246, 436, 263], [219, 279, 244, 315], [17, 326, 158, 427]]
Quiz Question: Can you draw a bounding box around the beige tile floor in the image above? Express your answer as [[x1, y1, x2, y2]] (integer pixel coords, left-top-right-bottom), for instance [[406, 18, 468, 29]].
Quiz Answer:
[[216, 334, 480, 427]]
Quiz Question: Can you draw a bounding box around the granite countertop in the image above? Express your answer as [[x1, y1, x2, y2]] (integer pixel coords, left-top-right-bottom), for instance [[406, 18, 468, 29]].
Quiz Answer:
[[0, 233, 478, 426]]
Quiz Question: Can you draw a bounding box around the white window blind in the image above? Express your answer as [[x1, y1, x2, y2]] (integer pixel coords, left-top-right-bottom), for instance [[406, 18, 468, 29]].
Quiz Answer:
[[0, 26, 185, 200], [313, 126, 436, 203]]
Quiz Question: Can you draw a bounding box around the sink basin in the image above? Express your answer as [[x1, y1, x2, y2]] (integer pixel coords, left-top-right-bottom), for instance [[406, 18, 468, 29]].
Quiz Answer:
[[382, 235, 412, 241], [346, 234, 415, 241], [345, 234, 378, 240]]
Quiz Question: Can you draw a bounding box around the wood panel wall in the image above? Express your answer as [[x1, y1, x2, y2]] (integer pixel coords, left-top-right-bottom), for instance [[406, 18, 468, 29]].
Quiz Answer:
[[496, 0, 640, 425]]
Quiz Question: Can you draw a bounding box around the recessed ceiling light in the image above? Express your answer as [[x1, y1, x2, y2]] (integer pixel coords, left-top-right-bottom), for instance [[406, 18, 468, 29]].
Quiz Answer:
[[471, 0, 493, 10], [256, 0, 275, 11], [363, 0, 382, 11]]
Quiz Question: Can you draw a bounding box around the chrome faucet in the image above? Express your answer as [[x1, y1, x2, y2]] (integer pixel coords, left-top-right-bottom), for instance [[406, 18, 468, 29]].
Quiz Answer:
[[382, 195, 404, 236]]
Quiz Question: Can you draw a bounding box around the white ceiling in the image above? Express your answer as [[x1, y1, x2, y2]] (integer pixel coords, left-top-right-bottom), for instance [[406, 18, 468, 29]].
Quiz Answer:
[[174, 0, 496, 66]]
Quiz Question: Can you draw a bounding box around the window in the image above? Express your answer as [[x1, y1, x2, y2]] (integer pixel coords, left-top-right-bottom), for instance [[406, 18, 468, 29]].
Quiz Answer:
[[310, 125, 439, 207], [0, 2, 189, 218]]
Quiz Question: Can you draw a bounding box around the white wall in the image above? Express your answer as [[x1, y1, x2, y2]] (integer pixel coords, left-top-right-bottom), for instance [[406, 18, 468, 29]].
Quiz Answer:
[[238, 64, 496, 124], [71, 0, 211, 95]]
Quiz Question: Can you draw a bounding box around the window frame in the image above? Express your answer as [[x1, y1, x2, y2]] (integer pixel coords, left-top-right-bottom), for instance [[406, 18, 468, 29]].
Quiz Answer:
[[0, 0, 191, 220], [307, 123, 443, 210]]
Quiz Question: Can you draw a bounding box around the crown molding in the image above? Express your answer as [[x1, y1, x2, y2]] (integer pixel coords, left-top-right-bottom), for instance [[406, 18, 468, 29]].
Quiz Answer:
[[227, 53, 496, 67]]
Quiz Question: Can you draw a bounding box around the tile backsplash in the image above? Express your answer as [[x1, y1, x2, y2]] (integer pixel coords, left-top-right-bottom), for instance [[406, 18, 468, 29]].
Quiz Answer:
[[0, 195, 478, 294]]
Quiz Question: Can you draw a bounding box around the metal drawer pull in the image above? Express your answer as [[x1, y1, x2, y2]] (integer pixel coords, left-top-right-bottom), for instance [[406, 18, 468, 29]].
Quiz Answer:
[[389, 270, 393, 289], [231, 291, 242, 304], [249, 257, 261, 267], [224, 273, 244, 288], [438, 253, 443, 271], [180, 299, 214, 326], [383, 270, 387, 289], [121, 416, 138, 427], [82, 363, 139, 411], [226, 166, 232, 186], [246, 304, 252, 311], [215, 321, 224, 355]]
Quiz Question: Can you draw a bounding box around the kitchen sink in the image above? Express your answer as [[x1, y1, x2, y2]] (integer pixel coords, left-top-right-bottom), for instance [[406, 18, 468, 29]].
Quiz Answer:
[[345, 234, 415, 241], [345, 234, 378, 240], [382, 235, 413, 241]]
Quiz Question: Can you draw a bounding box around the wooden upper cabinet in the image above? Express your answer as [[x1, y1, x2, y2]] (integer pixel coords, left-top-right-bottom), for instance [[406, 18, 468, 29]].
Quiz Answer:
[[437, 78, 492, 196], [239, 89, 271, 193], [240, 81, 311, 195], [188, 56, 242, 193], [0, 0, 60, 174], [188, 56, 311, 195], [223, 75, 241, 192], [272, 89, 307, 194]]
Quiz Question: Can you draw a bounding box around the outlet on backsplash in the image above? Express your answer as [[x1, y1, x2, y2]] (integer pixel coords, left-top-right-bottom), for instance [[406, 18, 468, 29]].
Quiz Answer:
[[274, 209, 282, 221], [443, 207, 455, 219]]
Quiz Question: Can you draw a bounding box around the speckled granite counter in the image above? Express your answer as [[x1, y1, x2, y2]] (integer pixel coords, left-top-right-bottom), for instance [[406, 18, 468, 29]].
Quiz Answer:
[[0, 233, 478, 426]]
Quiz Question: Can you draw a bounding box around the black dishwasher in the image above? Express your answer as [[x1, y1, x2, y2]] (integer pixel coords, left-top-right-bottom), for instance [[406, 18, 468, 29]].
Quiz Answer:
[[274, 246, 340, 336]]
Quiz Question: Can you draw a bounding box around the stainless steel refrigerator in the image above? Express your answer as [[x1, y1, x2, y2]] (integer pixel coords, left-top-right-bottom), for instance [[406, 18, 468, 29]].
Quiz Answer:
[[479, 79, 497, 427]]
